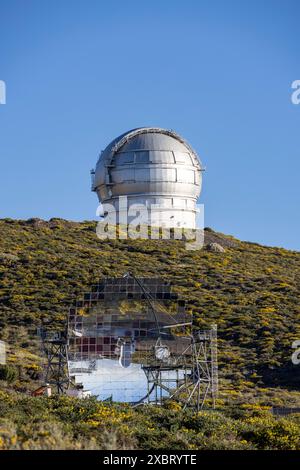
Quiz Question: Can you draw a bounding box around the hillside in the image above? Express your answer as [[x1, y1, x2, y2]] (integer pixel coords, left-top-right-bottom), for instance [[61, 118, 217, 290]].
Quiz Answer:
[[0, 217, 299, 407]]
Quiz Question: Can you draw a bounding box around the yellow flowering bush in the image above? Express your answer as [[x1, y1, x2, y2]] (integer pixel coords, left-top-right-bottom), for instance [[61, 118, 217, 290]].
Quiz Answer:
[[0, 391, 299, 450]]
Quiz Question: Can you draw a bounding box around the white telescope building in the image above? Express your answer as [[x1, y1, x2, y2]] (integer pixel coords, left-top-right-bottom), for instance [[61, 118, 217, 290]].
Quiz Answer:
[[91, 127, 203, 228]]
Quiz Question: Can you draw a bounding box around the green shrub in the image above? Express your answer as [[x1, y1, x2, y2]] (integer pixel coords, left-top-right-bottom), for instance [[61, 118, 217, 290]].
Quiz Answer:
[[0, 365, 17, 383]]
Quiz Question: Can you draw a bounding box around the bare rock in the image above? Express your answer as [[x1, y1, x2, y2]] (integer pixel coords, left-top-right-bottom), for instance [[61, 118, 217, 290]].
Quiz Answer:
[[206, 242, 225, 253]]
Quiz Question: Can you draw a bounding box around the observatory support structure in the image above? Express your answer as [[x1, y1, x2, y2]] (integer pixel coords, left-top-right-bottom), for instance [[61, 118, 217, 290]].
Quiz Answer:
[[47, 274, 218, 410], [40, 330, 70, 395], [143, 325, 218, 411]]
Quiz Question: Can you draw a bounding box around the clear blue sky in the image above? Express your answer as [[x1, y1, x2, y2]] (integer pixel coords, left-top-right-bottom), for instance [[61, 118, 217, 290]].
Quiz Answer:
[[0, 0, 299, 250]]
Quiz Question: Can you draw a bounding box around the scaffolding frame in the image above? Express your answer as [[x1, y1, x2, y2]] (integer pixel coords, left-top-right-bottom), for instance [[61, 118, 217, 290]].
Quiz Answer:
[[40, 330, 70, 395], [143, 325, 218, 410]]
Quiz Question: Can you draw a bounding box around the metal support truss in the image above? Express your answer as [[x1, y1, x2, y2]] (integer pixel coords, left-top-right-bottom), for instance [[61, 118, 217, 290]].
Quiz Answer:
[[40, 330, 70, 395], [142, 325, 218, 411]]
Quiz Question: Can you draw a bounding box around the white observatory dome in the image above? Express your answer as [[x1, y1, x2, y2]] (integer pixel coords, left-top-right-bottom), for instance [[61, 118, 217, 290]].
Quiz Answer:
[[92, 127, 203, 228]]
